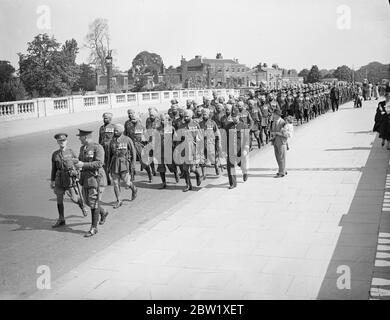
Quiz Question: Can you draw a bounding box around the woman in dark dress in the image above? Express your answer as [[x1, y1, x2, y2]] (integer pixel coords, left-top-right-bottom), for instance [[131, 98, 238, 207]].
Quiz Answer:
[[377, 92, 390, 148]]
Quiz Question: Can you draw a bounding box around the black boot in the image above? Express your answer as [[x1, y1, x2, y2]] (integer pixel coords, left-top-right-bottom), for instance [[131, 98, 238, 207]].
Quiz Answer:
[[256, 138, 261, 149], [131, 184, 138, 200], [183, 174, 193, 192], [159, 172, 167, 189], [174, 171, 179, 183], [52, 204, 65, 228], [146, 166, 153, 183], [195, 170, 201, 186], [151, 163, 157, 176]]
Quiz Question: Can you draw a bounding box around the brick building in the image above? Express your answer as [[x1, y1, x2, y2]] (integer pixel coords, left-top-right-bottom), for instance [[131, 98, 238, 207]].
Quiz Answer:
[[180, 53, 250, 88]]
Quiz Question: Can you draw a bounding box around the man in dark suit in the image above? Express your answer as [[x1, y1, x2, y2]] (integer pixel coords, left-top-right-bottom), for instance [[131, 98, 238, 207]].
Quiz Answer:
[[330, 84, 340, 112]]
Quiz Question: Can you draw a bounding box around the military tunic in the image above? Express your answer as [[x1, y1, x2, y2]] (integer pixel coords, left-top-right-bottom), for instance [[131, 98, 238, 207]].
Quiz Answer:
[[78, 142, 107, 209], [51, 148, 78, 194]]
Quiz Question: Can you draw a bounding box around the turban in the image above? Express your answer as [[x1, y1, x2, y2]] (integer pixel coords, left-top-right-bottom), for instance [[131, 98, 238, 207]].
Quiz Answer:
[[184, 109, 193, 117], [114, 124, 124, 133], [103, 112, 113, 118], [202, 108, 210, 116], [149, 108, 158, 116]]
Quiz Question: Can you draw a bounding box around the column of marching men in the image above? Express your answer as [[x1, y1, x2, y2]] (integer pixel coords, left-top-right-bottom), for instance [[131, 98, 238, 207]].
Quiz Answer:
[[50, 82, 356, 237]]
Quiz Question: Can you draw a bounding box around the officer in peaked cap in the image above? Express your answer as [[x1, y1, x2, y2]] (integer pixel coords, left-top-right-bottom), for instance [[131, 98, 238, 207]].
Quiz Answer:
[[50, 133, 88, 228], [75, 129, 109, 237]]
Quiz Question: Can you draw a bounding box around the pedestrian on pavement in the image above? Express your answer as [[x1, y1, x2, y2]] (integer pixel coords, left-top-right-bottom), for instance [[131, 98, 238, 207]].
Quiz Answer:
[[75, 129, 109, 237], [50, 133, 88, 228], [330, 84, 340, 112], [378, 92, 390, 149], [109, 124, 138, 208], [373, 83, 380, 100], [270, 109, 288, 177]]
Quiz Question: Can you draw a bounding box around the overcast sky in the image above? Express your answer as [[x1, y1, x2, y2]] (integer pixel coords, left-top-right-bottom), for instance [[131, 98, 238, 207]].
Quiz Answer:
[[0, 0, 389, 72]]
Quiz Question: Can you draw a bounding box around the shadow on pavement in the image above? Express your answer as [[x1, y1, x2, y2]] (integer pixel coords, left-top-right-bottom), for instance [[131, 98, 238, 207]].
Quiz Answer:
[[347, 131, 376, 135], [0, 213, 89, 235], [316, 138, 389, 299], [248, 167, 363, 172], [325, 147, 372, 151]]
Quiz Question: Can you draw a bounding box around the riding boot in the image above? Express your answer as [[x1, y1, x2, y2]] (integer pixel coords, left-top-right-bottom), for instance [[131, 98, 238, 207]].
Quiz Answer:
[[151, 162, 157, 176], [173, 170, 179, 183], [159, 172, 167, 189], [145, 166, 153, 182], [256, 137, 261, 149], [52, 204, 65, 228]]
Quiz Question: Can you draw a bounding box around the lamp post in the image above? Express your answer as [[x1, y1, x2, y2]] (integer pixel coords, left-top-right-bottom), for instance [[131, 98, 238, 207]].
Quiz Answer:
[[105, 50, 113, 93]]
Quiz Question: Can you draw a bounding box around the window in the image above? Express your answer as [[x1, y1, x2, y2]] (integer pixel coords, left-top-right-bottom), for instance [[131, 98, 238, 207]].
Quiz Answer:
[[127, 94, 136, 102], [164, 92, 170, 99]]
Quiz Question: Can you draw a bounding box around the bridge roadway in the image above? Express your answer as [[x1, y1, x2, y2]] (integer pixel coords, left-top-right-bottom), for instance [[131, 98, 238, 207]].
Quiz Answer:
[[1, 100, 389, 299]]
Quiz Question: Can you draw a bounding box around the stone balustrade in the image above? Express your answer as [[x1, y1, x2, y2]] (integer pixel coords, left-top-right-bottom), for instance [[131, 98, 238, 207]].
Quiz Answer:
[[0, 88, 240, 122]]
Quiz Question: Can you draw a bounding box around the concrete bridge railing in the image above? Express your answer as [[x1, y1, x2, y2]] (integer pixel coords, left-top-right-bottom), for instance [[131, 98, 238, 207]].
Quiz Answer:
[[0, 89, 240, 122]]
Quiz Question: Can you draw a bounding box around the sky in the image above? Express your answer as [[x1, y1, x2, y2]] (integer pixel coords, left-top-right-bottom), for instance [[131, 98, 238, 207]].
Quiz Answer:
[[0, 0, 389, 72]]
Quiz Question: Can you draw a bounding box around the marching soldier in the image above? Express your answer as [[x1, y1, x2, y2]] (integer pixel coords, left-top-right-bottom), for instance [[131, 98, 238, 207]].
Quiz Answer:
[[294, 92, 304, 125], [221, 104, 233, 129], [156, 114, 179, 189], [145, 108, 162, 177], [224, 108, 250, 189], [109, 124, 138, 208], [259, 95, 271, 145], [247, 99, 262, 150], [237, 100, 254, 129], [50, 133, 87, 228], [212, 103, 226, 129], [99, 112, 115, 185], [124, 109, 154, 182], [198, 108, 222, 179], [74, 129, 109, 238], [303, 92, 311, 122], [286, 90, 295, 117], [193, 105, 203, 124], [175, 109, 202, 192], [277, 91, 288, 119]]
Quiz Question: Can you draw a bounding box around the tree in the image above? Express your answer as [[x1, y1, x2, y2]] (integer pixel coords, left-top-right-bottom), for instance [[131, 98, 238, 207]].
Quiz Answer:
[[18, 33, 81, 97], [0, 61, 15, 83], [84, 18, 110, 75], [73, 63, 96, 92], [272, 63, 279, 69], [263, 63, 268, 68], [298, 68, 310, 83], [306, 65, 321, 83], [130, 51, 164, 75], [333, 65, 352, 81]]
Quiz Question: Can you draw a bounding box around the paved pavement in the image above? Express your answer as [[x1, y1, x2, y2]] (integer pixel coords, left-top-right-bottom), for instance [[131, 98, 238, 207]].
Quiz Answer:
[[22, 99, 390, 300]]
